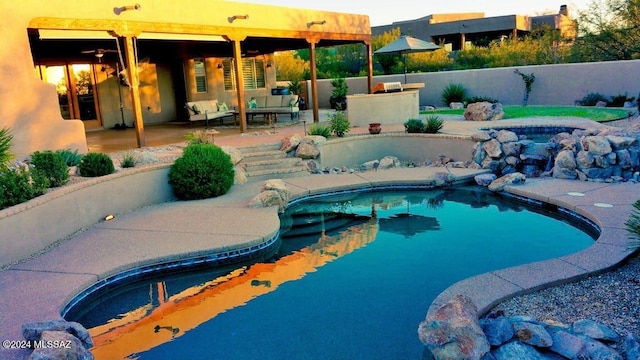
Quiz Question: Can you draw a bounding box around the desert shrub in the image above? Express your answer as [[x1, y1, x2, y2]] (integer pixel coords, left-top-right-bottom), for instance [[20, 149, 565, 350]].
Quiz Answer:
[[120, 151, 137, 168], [576, 92, 609, 106], [404, 119, 425, 133], [0, 164, 49, 210], [441, 83, 468, 106], [78, 152, 115, 177], [609, 93, 635, 107], [624, 198, 640, 252], [329, 111, 350, 137], [30, 150, 69, 187], [307, 124, 332, 137], [0, 127, 13, 170], [55, 148, 83, 166], [168, 143, 234, 200], [185, 130, 215, 145], [466, 95, 499, 104], [424, 115, 444, 134]]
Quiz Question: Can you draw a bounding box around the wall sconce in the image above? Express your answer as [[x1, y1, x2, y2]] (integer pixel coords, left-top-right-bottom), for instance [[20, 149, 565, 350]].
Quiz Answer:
[[228, 14, 249, 23], [307, 20, 326, 28], [266, 62, 272, 68], [114, 4, 141, 15], [217, 63, 224, 69]]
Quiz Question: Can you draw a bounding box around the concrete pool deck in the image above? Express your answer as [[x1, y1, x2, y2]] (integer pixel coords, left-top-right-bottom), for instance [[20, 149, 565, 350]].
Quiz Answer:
[[0, 114, 637, 359]]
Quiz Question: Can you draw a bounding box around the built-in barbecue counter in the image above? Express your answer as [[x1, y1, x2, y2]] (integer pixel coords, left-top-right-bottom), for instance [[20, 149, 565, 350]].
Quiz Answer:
[[346, 82, 425, 128]]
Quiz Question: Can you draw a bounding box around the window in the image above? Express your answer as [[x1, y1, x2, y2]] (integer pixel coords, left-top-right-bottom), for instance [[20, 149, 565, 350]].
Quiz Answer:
[[194, 58, 207, 93], [223, 58, 266, 91]]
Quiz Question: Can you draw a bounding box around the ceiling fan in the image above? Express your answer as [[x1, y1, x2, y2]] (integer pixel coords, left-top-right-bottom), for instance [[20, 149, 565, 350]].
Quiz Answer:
[[81, 49, 118, 62]]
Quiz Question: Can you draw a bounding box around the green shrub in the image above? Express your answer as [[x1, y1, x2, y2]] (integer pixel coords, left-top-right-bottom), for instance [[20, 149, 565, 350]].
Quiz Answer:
[[307, 124, 332, 137], [55, 148, 83, 167], [30, 150, 69, 187], [78, 152, 115, 177], [576, 92, 609, 106], [441, 83, 468, 106], [424, 115, 444, 133], [0, 127, 14, 170], [0, 164, 49, 210], [185, 130, 214, 145], [329, 111, 350, 137], [169, 143, 234, 200], [120, 151, 137, 168], [624, 198, 640, 252], [404, 119, 425, 133], [466, 95, 499, 104]]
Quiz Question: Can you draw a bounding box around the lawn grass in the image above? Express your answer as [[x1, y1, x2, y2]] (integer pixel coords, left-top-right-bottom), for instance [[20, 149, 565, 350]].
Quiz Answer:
[[425, 106, 632, 122]]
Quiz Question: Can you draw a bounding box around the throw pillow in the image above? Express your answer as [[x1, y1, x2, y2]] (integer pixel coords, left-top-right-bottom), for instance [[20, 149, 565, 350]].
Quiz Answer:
[[218, 102, 229, 111], [248, 99, 258, 109], [191, 103, 201, 114], [289, 98, 298, 106]]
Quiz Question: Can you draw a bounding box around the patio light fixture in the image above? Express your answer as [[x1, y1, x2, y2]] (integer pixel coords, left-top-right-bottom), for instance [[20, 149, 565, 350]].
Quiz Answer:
[[228, 14, 249, 23], [113, 4, 141, 15], [307, 20, 326, 28], [217, 63, 224, 69]]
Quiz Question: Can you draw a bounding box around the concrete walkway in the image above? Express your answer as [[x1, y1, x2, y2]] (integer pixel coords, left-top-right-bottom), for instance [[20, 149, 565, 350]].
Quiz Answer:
[[0, 114, 636, 359]]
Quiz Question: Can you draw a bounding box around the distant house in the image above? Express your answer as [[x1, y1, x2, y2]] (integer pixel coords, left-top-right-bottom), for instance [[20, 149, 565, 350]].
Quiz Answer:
[[373, 5, 576, 50], [1, 1, 373, 159]]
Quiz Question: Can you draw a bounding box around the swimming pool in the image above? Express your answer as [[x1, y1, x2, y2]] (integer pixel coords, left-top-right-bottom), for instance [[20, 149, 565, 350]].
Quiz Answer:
[[65, 186, 596, 359]]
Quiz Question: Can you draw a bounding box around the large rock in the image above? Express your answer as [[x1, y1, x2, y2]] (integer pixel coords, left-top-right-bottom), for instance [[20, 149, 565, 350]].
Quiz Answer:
[[263, 179, 290, 204], [488, 172, 526, 192], [22, 320, 93, 350], [280, 134, 302, 153], [464, 102, 504, 121], [234, 165, 247, 184], [512, 321, 552, 347], [221, 146, 243, 165], [295, 135, 327, 159], [378, 156, 400, 169], [584, 136, 612, 156], [483, 139, 503, 159], [248, 190, 286, 212], [554, 149, 577, 170], [418, 295, 490, 360], [496, 130, 518, 143], [474, 173, 497, 187], [28, 330, 94, 360], [572, 319, 620, 342], [479, 316, 514, 346]]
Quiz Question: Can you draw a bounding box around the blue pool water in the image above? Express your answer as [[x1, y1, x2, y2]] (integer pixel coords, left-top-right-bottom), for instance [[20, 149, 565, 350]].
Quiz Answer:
[[66, 186, 596, 360]]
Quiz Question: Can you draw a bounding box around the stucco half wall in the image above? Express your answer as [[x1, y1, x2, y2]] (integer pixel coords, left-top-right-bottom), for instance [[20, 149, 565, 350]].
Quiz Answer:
[[347, 90, 420, 127], [318, 134, 475, 169]]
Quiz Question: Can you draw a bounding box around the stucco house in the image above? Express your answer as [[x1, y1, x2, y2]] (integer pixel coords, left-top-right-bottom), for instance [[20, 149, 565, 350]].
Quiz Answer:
[[1, 0, 374, 160]]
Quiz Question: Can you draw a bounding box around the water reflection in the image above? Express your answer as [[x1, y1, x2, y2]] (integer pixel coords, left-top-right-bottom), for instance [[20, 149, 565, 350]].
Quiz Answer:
[[88, 216, 378, 359]]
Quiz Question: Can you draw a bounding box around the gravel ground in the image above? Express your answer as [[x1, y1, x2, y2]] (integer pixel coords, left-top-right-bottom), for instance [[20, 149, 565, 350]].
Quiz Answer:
[[491, 115, 640, 344]]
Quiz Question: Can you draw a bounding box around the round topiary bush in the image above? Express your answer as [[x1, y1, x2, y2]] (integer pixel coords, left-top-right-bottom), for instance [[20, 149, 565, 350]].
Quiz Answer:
[[168, 143, 235, 200], [30, 150, 69, 187], [78, 152, 115, 177]]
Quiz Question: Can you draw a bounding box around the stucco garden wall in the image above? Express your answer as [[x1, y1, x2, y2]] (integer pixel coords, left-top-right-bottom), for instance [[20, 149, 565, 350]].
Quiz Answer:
[[318, 134, 475, 168], [0, 166, 175, 268], [310, 60, 640, 109]]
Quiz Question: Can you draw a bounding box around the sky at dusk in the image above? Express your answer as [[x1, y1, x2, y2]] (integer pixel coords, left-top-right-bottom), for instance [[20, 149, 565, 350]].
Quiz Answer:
[[234, 1, 592, 26]]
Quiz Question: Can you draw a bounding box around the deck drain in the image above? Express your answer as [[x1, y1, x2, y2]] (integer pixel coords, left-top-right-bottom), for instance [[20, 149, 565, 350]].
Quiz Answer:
[[593, 203, 614, 208], [567, 192, 585, 197]]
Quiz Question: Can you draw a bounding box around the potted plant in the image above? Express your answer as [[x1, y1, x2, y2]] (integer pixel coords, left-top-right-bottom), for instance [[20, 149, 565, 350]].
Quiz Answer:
[[368, 123, 382, 134], [329, 77, 348, 110]]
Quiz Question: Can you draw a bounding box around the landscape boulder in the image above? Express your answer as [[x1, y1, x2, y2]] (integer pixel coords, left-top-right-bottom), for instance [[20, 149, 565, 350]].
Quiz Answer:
[[464, 102, 505, 121]]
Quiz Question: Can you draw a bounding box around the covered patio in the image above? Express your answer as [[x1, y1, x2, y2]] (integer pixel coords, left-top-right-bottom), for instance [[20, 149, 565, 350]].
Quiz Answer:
[[3, 0, 374, 159]]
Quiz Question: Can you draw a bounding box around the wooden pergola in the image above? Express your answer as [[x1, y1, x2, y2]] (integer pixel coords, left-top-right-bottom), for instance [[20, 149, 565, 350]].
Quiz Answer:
[[28, 6, 373, 148]]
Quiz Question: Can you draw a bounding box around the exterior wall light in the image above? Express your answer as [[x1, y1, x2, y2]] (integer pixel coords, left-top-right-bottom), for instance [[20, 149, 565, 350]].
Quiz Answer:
[[217, 63, 224, 69], [307, 20, 326, 28], [114, 4, 141, 15], [228, 15, 249, 23]]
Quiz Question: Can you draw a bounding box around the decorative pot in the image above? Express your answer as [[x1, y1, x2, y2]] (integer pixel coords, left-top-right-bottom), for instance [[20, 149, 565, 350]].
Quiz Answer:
[[369, 123, 382, 134]]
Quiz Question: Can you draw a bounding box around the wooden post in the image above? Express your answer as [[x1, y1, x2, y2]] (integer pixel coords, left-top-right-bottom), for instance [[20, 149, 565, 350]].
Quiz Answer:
[[123, 35, 146, 147], [230, 37, 247, 133], [308, 39, 319, 123], [366, 41, 373, 94]]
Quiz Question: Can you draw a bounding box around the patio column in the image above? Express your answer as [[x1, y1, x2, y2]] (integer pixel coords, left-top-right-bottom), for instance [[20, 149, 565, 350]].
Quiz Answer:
[[123, 35, 146, 147], [307, 39, 319, 123], [226, 35, 248, 132], [365, 41, 373, 94]]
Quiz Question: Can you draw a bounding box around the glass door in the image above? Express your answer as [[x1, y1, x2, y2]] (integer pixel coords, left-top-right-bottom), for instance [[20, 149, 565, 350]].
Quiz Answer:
[[41, 64, 102, 129]]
